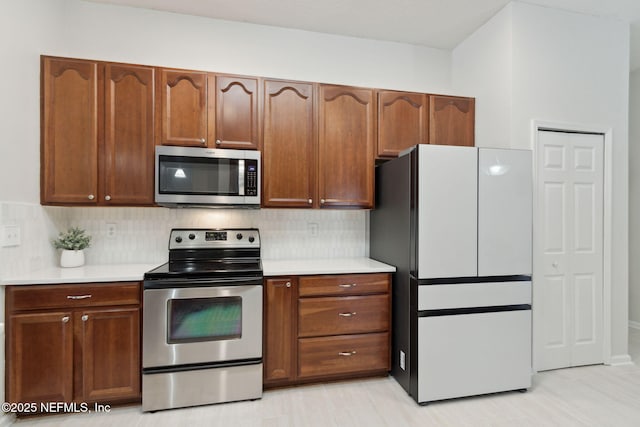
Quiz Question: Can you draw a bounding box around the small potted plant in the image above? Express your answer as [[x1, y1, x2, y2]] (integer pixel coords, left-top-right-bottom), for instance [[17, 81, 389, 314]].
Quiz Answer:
[[52, 227, 92, 268]]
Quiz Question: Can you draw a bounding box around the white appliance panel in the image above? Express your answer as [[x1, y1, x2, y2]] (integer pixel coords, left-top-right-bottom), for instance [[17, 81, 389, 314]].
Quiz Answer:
[[417, 310, 532, 403], [478, 148, 532, 276], [417, 145, 478, 279], [418, 281, 531, 311]]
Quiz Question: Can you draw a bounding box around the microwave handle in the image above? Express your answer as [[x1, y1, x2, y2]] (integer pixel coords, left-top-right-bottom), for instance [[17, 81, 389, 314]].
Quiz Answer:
[[238, 159, 245, 196]]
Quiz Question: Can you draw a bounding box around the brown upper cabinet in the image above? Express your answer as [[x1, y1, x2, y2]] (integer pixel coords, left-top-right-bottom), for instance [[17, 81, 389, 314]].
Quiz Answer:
[[429, 95, 475, 147], [41, 56, 155, 206], [158, 70, 259, 149], [377, 90, 428, 158], [158, 69, 208, 147], [262, 79, 315, 208], [214, 75, 259, 149], [318, 85, 375, 209]]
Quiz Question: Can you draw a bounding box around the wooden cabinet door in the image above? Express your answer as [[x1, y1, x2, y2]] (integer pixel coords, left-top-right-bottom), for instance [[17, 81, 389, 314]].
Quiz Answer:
[[213, 75, 259, 149], [264, 278, 297, 384], [429, 95, 475, 147], [377, 90, 428, 157], [7, 311, 74, 404], [103, 64, 155, 205], [41, 57, 100, 205], [159, 69, 208, 147], [318, 85, 375, 208], [262, 80, 315, 207], [78, 307, 141, 402]]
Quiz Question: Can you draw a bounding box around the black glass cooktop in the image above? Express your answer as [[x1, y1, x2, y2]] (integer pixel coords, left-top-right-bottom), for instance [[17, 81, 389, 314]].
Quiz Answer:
[[144, 259, 262, 280]]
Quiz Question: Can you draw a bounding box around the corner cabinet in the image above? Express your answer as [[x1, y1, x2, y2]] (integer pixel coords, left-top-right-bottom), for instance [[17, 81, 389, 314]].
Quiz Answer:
[[429, 95, 475, 147], [318, 85, 375, 209], [264, 273, 391, 388], [5, 282, 141, 410], [41, 56, 155, 206]]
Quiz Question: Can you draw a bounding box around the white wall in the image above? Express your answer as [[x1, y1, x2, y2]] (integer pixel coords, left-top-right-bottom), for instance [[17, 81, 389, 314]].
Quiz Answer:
[[452, 3, 513, 149], [452, 2, 630, 362], [0, 0, 452, 205], [630, 69, 640, 327]]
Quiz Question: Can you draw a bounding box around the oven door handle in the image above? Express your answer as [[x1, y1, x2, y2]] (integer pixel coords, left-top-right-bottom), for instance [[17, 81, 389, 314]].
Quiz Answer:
[[143, 275, 263, 289]]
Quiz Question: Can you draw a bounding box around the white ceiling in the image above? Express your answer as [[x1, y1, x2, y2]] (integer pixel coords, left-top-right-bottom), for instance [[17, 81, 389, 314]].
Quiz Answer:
[[89, 0, 640, 69]]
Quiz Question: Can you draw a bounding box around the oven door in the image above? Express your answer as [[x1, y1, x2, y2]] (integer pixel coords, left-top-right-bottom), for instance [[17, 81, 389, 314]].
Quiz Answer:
[[143, 283, 262, 369]]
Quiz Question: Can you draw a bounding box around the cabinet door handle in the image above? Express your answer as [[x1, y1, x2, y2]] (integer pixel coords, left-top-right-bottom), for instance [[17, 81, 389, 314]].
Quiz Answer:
[[308, 199, 313, 204], [104, 195, 111, 201], [320, 199, 326, 204], [67, 294, 92, 300], [88, 194, 95, 200], [81, 315, 89, 322], [274, 282, 292, 288], [61, 316, 70, 323], [338, 312, 357, 317], [338, 283, 357, 288], [215, 139, 221, 145], [338, 351, 357, 357], [201, 138, 206, 145]]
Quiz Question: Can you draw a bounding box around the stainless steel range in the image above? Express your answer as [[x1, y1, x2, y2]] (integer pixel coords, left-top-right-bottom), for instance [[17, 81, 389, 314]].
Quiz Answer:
[[142, 228, 263, 412]]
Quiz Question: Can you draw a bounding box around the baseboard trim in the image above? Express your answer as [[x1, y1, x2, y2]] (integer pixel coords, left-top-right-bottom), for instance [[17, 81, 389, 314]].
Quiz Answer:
[[629, 320, 640, 330], [608, 354, 634, 366]]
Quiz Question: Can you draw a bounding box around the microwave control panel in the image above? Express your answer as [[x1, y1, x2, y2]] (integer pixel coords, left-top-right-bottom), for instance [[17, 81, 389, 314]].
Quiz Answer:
[[245, 160, 258, 196]]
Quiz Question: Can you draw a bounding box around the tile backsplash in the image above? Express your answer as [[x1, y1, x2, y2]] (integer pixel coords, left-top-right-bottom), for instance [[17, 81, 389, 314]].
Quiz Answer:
[[0, 202, 369, 279]]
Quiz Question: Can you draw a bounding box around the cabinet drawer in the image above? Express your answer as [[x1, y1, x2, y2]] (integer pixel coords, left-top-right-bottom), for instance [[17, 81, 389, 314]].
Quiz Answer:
[[7, 282, 141, 311], [298, 332, 389, 378], [298, 273, 389, 297], [298, 295, 389, 337]]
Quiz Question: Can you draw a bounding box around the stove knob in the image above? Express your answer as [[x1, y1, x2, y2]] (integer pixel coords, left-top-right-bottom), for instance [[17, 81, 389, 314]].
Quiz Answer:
[[248, 236, 255, 243], [189, 233, 196, 240], [236, 233, 243, 240], [175, 236, 183, 243]]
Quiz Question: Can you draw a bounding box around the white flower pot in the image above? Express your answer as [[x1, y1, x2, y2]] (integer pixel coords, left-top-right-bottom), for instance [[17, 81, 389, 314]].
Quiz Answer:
[[60, 249, 85, 268]]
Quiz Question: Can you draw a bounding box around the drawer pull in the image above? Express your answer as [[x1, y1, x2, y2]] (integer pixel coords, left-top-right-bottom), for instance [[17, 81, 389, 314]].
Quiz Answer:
[[81, 315, 89, 322], [338, 351, 357, 357], [61, 316, 70, 323], [338, 312, 357, 317], [67, 294, 92, 300], [338, 283, 357, 289]]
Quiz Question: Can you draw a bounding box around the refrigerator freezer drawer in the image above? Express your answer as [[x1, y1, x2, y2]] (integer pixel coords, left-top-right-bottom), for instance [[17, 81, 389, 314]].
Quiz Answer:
[[418, 281, 531, 311], [417, 309, 531, 403]]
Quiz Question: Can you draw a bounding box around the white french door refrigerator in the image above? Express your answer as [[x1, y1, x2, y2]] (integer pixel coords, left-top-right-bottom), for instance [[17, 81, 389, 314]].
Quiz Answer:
[[370, 144, 532, 404]]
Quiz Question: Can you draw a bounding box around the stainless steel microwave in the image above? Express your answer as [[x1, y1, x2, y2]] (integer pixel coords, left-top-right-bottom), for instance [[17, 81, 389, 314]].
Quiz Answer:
[[155, 146, 260, 208]]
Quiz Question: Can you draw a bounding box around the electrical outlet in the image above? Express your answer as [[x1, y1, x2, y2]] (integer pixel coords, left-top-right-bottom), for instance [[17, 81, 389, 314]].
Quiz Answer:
[[2, 225, 21, 247], [307, 222, 319, 237], [106, 223, 117, 238]]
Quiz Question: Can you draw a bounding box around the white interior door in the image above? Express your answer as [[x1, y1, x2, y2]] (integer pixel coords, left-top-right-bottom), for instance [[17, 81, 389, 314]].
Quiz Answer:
[[534, 130, 604, 371]]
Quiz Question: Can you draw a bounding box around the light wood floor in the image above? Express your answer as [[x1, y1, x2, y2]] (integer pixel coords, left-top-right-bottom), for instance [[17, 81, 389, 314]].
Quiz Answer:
[[12, 329, 640, 426]]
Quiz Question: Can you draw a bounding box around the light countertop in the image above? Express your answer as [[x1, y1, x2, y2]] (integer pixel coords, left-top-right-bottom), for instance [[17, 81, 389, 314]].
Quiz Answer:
[[1, 258, 395, 286], [1, 263, 161, 286], [262, 257, 395, 276]]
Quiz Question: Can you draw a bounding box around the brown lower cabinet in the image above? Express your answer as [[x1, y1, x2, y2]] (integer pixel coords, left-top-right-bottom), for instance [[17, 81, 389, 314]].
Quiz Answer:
[[5, 282, 141, 410], [264, 273, 391, 388]]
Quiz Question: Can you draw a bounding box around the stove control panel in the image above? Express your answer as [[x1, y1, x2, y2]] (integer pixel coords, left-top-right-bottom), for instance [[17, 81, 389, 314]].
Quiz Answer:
[[169, 228, 260, 249]]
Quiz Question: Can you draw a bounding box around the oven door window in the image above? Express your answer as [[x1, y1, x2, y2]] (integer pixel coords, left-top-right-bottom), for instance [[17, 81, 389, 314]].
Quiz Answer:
[[168, 296, 242, 343], [159, 155, 240, 195]]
